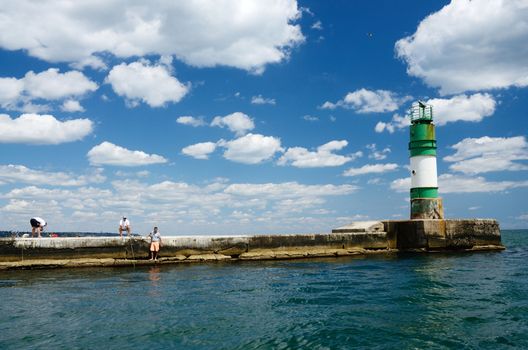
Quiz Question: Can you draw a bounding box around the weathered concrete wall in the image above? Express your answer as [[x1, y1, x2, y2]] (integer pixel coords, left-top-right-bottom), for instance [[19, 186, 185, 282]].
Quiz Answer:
[[0, 232, 389, 266], [382, 219, 502, 250], [0, 219, 503, 270]]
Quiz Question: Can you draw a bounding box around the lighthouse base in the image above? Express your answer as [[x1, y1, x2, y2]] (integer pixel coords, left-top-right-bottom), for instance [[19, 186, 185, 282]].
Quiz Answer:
[[411, 198, 444, 219]]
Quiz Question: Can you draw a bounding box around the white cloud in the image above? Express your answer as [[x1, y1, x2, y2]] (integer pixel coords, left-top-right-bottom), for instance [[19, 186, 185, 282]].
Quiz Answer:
[[211, 112, 255, 136], [176, 116, 205, 127], [395, 0, 528, 94], [375, 113, 411, 133], [366, 144, 391, 160], [114, 170, 151, 178], [377, 94, 494, 132], [0, 77, 24, 107], [375, 94, 495, 134], [0, 1, 304, 73], [517, 213, 528, 221], [70, 56, 107, 71], [343, 163, 398, 177], [182, 142, 217, 160], [136, 170, 150, 178], [61, 100, 85, 113], [0, 165, 105, 186], [391, 174, 528, 194], [278, 140, 359, 168], [23, 68, 98, 100], [224, 182, 357, 199], [0, 69, 97, 110], [444, 136, 528, 174], [321, 88, 411, 113], [0, 113, 93, 144], [303, 115, 319, 122], [251, 95, 276, 105], [106, 60, 189, 107], [0, 178, 357, 233], [87, 141, 168, 166], [220, 133, 282, 164], [427, 94, 496, 126], [390, 177, 410, 192], [311, 20, 323, 30]]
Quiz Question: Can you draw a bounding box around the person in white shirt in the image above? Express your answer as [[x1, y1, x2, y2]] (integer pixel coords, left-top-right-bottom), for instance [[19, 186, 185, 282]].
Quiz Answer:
[[30, 217, 47, 238], [119, 216, 131, 238], [147, 226, 162, 261]]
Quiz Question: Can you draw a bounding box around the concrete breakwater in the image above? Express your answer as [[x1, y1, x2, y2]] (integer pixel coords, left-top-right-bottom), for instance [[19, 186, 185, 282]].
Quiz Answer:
[[0, 219, 503, 270]]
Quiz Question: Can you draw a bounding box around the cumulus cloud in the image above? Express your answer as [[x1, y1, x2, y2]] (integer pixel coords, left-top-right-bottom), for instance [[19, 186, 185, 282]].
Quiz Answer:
[[366, 144, 391, 160], [220, 133, 282, 164], [0, 165, 105, 186], [0, 78, 24, 107], [176, 116, 205, 127], [375, 113, 410, 133], [391, 174, 528, 194], [395, 0, 528, 94], [278, 140, 359, 168], [61, 100, 85, 113], [321, 88, 411, 113], [211, 112, 255, 136], [106, 60, 189, 107], [224, 182, 357, 198], [0, 177, 357, 233], [375, 93, 497, 132], [444, 136, 528, 174], [427, 93, 496, 126], [0, 1, 304, 73], [182, 142, 217, 160], [343, 163, 398, 177], [87, 141, 168, 166], [0, 113, 93, 144], [0, 68, 97, 111], [23, 68, 98, 100], [251, 95, 276, 105]]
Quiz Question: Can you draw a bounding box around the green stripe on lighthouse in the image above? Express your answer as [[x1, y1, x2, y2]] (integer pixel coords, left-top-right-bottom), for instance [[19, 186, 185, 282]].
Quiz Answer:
[[410, 187, 438, 199], [409, 123, 436, 156]]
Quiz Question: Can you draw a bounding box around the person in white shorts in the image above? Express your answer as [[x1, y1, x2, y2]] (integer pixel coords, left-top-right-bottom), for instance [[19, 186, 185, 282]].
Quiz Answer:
[[147, 227, 162, 261]]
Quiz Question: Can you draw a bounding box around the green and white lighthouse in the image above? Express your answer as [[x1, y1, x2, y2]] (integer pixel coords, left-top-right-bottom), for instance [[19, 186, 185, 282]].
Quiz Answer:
[[408, 101, 444, 219]]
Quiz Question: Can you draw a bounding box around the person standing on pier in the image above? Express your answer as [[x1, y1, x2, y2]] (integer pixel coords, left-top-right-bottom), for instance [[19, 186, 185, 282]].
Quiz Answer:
[[119, 216, 131, 238], [148, 227, 161, 261], [30, 217, 47, 238]]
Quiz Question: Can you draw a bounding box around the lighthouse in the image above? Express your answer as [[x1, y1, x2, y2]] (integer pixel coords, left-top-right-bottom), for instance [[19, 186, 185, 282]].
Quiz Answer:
[[408, 101, 444, 219]]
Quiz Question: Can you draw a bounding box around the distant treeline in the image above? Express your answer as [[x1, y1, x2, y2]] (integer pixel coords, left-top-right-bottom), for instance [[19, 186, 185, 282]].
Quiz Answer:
[[0, 231, 127, 238]]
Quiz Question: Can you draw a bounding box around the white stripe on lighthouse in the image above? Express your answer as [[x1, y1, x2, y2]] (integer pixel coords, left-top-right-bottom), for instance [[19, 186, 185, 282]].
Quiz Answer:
[[410, 155, 438, 188]]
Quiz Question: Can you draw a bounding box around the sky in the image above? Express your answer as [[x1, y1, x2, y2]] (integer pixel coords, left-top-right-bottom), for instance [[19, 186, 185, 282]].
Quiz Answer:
[[0, 0, 527, 234]]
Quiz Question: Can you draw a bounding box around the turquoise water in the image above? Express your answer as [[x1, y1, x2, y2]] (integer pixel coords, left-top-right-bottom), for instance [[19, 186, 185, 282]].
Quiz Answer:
[[0, 230, 526, 349]]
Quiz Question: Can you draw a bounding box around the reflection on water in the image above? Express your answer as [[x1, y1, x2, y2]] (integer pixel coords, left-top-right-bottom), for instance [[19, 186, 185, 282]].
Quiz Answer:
[[0, 230, 526, 349], [148, 266, 161, 297]]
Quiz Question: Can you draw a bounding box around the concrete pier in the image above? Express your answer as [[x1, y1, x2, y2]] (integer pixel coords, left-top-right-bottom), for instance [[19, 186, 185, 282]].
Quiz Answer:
[[0, 219, 503, 270]]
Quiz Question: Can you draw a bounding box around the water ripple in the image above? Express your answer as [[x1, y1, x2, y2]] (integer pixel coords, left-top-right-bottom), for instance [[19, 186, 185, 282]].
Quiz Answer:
[[0, 230, 527, 349]]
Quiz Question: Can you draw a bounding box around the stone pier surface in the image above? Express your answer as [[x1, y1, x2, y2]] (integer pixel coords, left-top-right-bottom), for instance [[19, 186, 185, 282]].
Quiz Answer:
[[0, 219, 503, 270]]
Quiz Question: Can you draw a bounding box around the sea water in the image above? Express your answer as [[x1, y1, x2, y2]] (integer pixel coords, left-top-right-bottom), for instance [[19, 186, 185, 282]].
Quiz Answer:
[[0, 230, 526, 349]]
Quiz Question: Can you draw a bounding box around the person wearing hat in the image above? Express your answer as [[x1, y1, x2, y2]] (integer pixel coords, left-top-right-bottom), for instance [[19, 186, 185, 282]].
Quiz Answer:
[[118, 216, 131, 238], [29, 217, 47, 238]]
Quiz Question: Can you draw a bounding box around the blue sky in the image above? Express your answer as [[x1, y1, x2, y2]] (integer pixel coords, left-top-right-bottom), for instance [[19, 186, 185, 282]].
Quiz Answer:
[[0, 0, 527, 233]]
